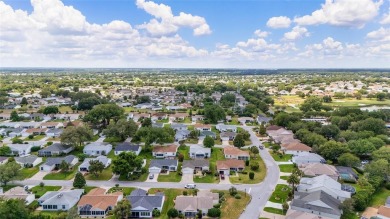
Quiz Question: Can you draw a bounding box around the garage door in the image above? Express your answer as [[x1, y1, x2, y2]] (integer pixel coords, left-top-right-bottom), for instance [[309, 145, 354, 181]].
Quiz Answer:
[[149, 167, 161, 174], [182, 167, 193, 174]]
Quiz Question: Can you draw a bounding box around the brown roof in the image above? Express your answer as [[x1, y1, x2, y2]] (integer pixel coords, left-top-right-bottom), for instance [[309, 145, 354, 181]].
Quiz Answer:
[[77, 188, 122, 211], [216, 160, 245, 170], [153, 145, 178, 153], [223, 146, 249, 157], [378, 206, 390, 218], [266, 125, 282, 131], [41, 122, 60, 126], [170, 113, 188, 118], [26, 128, 48, 133], [194, 124, 211, 129], [282, 142, 312, 152]]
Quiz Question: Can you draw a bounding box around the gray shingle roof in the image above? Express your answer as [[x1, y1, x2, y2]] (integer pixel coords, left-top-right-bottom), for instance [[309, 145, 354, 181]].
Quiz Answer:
[[183, 160, 209, 169], [44, 155, 76, 166], [15, 155, 39, 164], [114, 143, 140, 152], [39, 143, 72, 152], [150, 159, 178, 168], [127, 189, 164, 211], [291, 190, 342, 216], [38, 189, 84, 206]]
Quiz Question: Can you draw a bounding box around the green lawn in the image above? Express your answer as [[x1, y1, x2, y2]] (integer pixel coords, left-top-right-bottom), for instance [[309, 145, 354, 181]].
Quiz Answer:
[[370, 187, 390, 208], [107, 150, 115, 159], [271, 152, 292, 162], [58, 106, 73, 113], [43, 164, 80, 180], [148, 188, 186, 219], [156, 118, 169, 123], [108, 187, 136, 196], [194, 148, 223, 183], [185, 138, 199, 144], [280, 176, 289, 180], [83, 186, 97, 194], [187, 125, 194, 131], [230, 155, 266, 184], [269, 184, 292, 203], [263, 207, 286, 215], [177, 145, 191, 160], [212, 190, 251, 219], [90, 134, 100, 142], [279, 164, 295, 173], [103, 136, 122, 143], [24, 135, 46, 141], [85, 167, 113, 180], [31, 186, 61, 198], [19, 166, 40, 179], [176, 117, 192, 123], [158, 163, 182, 182]]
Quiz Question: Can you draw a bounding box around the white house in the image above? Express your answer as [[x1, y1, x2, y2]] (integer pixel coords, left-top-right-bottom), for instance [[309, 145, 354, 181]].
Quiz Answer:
[[114, 143, 141, 156], [215, 124, 237, 132], [8, 144, 34, 156], [79, 156, 111, 172], [292, 152, 326, 166], [38, 189, 84, 211], [39, 155, 78, 172], [83, 142, 112, 156], [0, 186, 35, 205], [15, 155, 43, 167], [189, 146, 211, 159], [152, 145, 178, 159]]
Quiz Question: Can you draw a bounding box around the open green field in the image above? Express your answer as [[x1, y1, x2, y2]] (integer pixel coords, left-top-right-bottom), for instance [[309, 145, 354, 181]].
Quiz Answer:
[[263, 207, 286, 215], [213, 190, 251, 219], [271, 152, 292, 162], [23, 135, 46, 141], [370, 187, 390, 208]]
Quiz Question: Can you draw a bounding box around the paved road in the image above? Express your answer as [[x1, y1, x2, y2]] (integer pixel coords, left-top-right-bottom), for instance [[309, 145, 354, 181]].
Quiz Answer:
[[14, 125, 280, 219]]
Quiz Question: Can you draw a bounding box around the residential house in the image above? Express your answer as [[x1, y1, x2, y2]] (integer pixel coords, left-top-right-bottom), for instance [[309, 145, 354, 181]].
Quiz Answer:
[[216, 124, 237, 132], [149, 159, 178, 173], [152, 122, 164, 128], [191, 115, 204, 123], [152, 145, 178, 158], [8, 128, 25, 137], [223, 146, 250, 160], [286, 209, 333, 219], [38, 189, 84, 211], [83, 142, 112, 156], [40, 122, 63, 129], [216, 160, 245, 175], [127, 189, 165, 218], [335, 166, 359, 182], [237, 117, 254, 124], [299, 163, 339, 181], [21, 128, 48, 137], [257, 115, 272, 124], [290, 191, 342, 219], [8, 143, 34, 156], [292, 152, 325, 165], [297, 175, 351, 201], [0, 157, 9, 165], [282, 142, 312, 155], [169, 113, 187, 121], [189, 146, 211, 159], [46, 128, 63, 138], [38, 143, 74, 157], [79, 156, 111, 172], [377, 205, 390, 219], [15, 155, 43, 167], [194, 124, 211, 131], [182, 160, 210, 174], [199, 130, 216, 139], [114, 142, 141, 156], [0, 186, 35, 205], [171, 123, 188, 131], [39, 155, 78, 172], [220, 131, 237, 141], [175, 191, 218, 218], [151, 113, 168, 121], [78, 188, 123, 218], [175, 130, 190, 142]]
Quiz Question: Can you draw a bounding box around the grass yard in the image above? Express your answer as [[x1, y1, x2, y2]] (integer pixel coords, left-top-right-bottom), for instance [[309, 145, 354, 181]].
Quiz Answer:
[[107, 150, 116, 159], [280, 176, 289, 180], [156, 118, 169, 123], [31, 185, 61, 198], [279, 164, 295, 173], [19, 166, 40, 179], [176, 117, 192, 123], [84, 167, 113, 180], [148, 188, 186, 219], [158, 163, 182, 182], [187, 125, 194, 131], [185, 138, 199, 144], [178, 145, 190, 160], [370, 187, 390, 208], [263, 207, 286, 215], [58, 106, 72, 113], [24, 135, 46, 141], [325, 98, 390, 107], [103, 136, 122, 143], [43, 164, 80, 180], [269, 184, 292, 203], [212, 190, 251, 219], [271, 152, 292, 162], [1, 185, 17, 192], [194, 147, 224, 183], [108, 187, 136, 196], [83, 186, 97, 194], [230, 156, 266, 184]]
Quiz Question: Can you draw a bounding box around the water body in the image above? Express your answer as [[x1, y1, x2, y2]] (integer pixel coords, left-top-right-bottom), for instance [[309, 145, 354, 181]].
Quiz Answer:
[[361, 105, 390, 112]]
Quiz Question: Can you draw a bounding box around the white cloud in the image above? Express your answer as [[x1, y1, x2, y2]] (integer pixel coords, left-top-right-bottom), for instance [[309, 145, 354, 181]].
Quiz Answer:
[[380, 10, 390, 24], [136, 0, 211, 36], [367, 27, 390, 41], [294, 0, 383, 28], [254, 29, 269, 38], [266, 16, 291, 28], [283, 26, 310, 41]]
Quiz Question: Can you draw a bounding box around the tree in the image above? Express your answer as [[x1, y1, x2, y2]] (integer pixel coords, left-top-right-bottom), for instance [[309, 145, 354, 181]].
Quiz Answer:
[[113, 199, 131, 219], [204, 104, 225, 123], [351, 118, 386, 135], [73, 172, 86, 188], [152, 209, 161, 217], [0, 146, 11, 156], [259, 123, 266, 135], [88, 160, 105, 177], [233, 134, 245, 148], [43, 106, 59, 115], [249, 172, 255, 180], [347, 139, 376, 157], [141, 118, 152, 127], [207, 208, 221, 217], [59, 160, 70, 172], [377, 92, 386, 101], [372, 146, 390, 162], [250, 162, 259, 171], [340, 198, 355, 216], [287, 174, 300, 194], [318, 124, 340, 140], [112, 152, 143, 179], [337, 153, 360, 167], [83, 104, 124, 128], [229, 186, 238, 196], [66, 206, 80, 219], [282, 202, 289, 213], [10, 111, 20, 122], [0, 162, 21, 185], [250, 146, 259, 158], [203, 135, 215, 148], [0, 198, 29, 219], [319, 141, 349, 161], [60, 125, 94, 148], [103, 119, 138, 141], [300, 96, 323, 112], [167, 208, 179, 218], [322, 95, 332, 103], [20, 97, 28, 105], [365, 159, 389, 180]]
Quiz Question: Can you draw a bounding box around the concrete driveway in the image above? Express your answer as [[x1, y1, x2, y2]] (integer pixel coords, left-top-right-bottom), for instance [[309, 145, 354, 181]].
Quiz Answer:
[[222, 140, 229, 146], [29, 171, 49, 180], [145, 173, 158, 182], [219, 175, 231, 184], [181, 173, 194, 183]]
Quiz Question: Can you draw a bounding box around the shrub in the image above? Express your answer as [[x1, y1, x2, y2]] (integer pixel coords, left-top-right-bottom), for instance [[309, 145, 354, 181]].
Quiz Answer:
[[229, 186, 237, 196], [385, 183, 390, 190], [183, 191, 188, 196], [245, 160, 249, 166], [178, 153, 184, 162], [28, 135, 34, 139], [213, 203, 221, 209], [249, 172, 255, 180], [218, 191, 224, 199], [167, 208, 179, 218], [30, 146, 41, 152], [47, 141, 53, 146], [241, 171, 248, 174], [152, 209, 161, 217], [235, 194, 241, 199], [27, 200, 39, 211], [207, 208, 221, 217], [250, 162, 259, 171]]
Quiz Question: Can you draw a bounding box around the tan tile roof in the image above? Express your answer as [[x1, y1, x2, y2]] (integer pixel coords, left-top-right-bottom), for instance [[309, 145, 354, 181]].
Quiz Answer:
[[216, 160, 245, 170], [41, 122, 60, 126], [26, 128, 48, 133], [223, 146, 249, 157], [153, 145, 178, 153], [77, 188, 122, 211], [266, 125, 282, 131], [282, 142, 312, 152], [194, 124, 211, 129], [170, 113, 188, 118], [378, 206, 390, 218], [299, 163, 338, 177]]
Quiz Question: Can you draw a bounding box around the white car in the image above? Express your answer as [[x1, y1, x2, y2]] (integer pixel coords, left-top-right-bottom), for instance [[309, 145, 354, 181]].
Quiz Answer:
[[184, 184, 196, 189]]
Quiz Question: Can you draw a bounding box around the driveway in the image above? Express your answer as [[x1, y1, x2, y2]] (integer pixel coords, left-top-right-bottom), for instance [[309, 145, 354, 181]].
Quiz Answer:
[[222, 140, 229, 146], [145, 173, 158, 182], [181, 173, 194, 184], [219, 175, 231, 184], [29, 171, 49, 180]]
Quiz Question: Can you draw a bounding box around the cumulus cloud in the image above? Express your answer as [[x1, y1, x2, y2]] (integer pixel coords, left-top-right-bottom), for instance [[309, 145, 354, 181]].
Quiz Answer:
[[381, 11, 390, 24], [254, 29, 269, 38], [266, 16, 291, 28], [283, 26, 310, 41], [294, 0, 383, 28], [136, 0, 211, 36], [367, 27, 390, 41]]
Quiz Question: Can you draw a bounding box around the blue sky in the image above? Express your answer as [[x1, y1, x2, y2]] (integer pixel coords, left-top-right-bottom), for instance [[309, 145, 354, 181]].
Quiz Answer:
[[1, 0, 389, 68]]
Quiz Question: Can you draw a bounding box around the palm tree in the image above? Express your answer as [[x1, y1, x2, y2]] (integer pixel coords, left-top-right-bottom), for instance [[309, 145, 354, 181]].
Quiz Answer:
[[287, 173, 300, 195]]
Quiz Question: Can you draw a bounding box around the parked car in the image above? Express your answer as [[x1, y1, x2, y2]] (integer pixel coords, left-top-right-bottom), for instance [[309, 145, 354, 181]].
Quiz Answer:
[[184, 184, 196, 189], [259, 145, 264, 150], [149, 174, 154, 179], [221, 174, 225, 180]]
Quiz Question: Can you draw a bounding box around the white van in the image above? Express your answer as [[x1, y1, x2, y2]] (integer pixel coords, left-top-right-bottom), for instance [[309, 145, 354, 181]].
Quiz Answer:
[[184, 184, 196, 189]]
